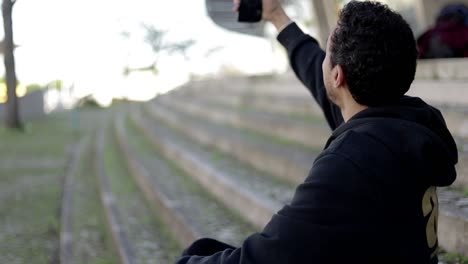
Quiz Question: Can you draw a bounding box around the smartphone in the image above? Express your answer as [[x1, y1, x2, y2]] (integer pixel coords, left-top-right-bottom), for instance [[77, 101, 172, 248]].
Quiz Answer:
[[238, 0, 262, 23]]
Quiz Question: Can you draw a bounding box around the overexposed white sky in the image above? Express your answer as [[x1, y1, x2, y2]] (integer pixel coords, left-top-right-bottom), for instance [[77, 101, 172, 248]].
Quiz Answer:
[[1, 0, 284, 100]]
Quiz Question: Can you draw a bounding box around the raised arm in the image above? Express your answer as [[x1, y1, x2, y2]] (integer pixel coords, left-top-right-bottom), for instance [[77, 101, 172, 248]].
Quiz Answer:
[[276, 23, 343, 129], [234, 0, 343, 129]]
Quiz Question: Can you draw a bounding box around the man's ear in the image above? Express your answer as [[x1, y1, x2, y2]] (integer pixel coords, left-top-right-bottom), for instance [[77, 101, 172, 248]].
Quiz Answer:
[[334, 64, 346, 88]]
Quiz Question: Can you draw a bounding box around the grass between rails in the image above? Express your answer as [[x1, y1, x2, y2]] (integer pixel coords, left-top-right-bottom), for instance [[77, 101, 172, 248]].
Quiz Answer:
[[141, 104, 298, 197], [71, 141, 117, 264], [158, 100, 325, 154], [238, 102, 327, 125], [103, 127, 181, 263], [233, 124, 324, 154], [141, 104, 297, 192], [285, 111, 328, 125], [125, 115, 257, 245], [196, 96, 327, 126], [206, 144, 297, 200]]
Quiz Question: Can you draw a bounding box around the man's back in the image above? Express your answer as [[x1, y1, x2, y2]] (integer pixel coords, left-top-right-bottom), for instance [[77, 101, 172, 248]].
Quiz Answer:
[[277, 20, 457, 262], [176, 2, 458, 263], [312, 96, 457, 262]]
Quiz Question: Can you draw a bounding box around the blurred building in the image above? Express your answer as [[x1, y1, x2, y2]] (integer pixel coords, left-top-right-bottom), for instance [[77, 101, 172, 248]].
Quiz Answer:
[[206, 0, 468, 49]]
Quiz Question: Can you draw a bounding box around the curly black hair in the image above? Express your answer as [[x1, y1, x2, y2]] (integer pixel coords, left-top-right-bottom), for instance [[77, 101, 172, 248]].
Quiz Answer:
[[330, 1, 418, 106]]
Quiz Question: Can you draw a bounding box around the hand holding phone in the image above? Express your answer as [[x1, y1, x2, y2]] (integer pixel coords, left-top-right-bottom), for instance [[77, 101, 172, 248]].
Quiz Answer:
[[234, 0, 291, 30], [237, 0, 263, 23]]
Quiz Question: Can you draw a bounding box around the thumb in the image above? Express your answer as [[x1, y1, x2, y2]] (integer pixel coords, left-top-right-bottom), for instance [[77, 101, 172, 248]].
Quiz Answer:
[[233, 0, 241, 12]]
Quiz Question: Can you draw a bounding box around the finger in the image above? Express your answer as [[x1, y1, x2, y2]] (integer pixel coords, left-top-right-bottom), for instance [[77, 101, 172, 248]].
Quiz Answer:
[[233, 0, 240, 12]]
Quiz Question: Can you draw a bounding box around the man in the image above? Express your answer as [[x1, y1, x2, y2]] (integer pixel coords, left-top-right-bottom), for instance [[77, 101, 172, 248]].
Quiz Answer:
[[176, 1, 458, 263]]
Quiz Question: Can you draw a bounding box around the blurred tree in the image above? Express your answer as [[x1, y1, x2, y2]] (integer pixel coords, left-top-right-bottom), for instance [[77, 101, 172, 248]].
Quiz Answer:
[[123, 25, 195, 76], [2, 0, 21, 129], [47, 79, 63, 90], [25, 83, 43, 93]]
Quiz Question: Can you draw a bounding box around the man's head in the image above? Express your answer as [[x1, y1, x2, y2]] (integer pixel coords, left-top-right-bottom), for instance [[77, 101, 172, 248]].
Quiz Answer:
[[322, 1, 418, 107]]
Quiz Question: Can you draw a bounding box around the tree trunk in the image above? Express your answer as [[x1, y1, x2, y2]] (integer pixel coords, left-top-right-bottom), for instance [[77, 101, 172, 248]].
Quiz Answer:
[[2, 0, 21, 129]]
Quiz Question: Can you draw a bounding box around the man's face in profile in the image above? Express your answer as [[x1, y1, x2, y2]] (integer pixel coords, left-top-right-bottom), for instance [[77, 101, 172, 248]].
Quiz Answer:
[[322, 32, 338, 105]]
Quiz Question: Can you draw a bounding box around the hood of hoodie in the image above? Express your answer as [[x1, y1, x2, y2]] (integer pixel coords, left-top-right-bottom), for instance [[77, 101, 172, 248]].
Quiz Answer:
[[326, 96, 458, 187]]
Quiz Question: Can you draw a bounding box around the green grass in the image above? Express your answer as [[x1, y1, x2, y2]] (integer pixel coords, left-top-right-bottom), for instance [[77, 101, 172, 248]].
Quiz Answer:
[[285, 111, 327, 125], [142, 105, 298, 190], [162, 100, 324, 153], [0, 107, 110, 263], [457, 143, 464, 152], [103, 127, 182, 261], [0, 112, 77, 263], [204, 98, 327, 126], [448, 186, 468, 198], [126, 116, 257, 244], [104, 140, 137, 201], [0, 167, 59, 184], [0, 171, 62, 263], [237, 102, 326, 126], [235, 124, 322, 154], [462, 188, 468, 197], [71, 141, 117, 264], [440, 252, 468, 264], [0, 114, 75, 155]]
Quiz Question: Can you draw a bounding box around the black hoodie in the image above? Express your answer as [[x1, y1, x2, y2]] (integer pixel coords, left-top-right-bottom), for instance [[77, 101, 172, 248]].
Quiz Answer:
[[176, 23, 458, 264]]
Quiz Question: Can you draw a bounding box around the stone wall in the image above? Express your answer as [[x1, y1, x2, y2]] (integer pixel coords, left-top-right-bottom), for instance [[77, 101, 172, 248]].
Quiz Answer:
[[0, 90, 45, 122]]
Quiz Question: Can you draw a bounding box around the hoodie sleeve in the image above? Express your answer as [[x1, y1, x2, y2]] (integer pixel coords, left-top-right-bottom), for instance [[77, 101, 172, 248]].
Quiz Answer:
[[176, 153, 380, 264], [277, 23, 343, 130]]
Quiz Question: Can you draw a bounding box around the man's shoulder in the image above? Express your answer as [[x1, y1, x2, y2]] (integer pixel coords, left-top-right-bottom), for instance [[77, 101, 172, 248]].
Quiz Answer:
[[317, 127, 396, 177], [324, 127, 385, 156]]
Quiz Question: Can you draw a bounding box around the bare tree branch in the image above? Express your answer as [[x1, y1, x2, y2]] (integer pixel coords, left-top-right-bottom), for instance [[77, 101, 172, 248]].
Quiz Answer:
[[122, 24, 196, 76], [123, 62, 157, 76]]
